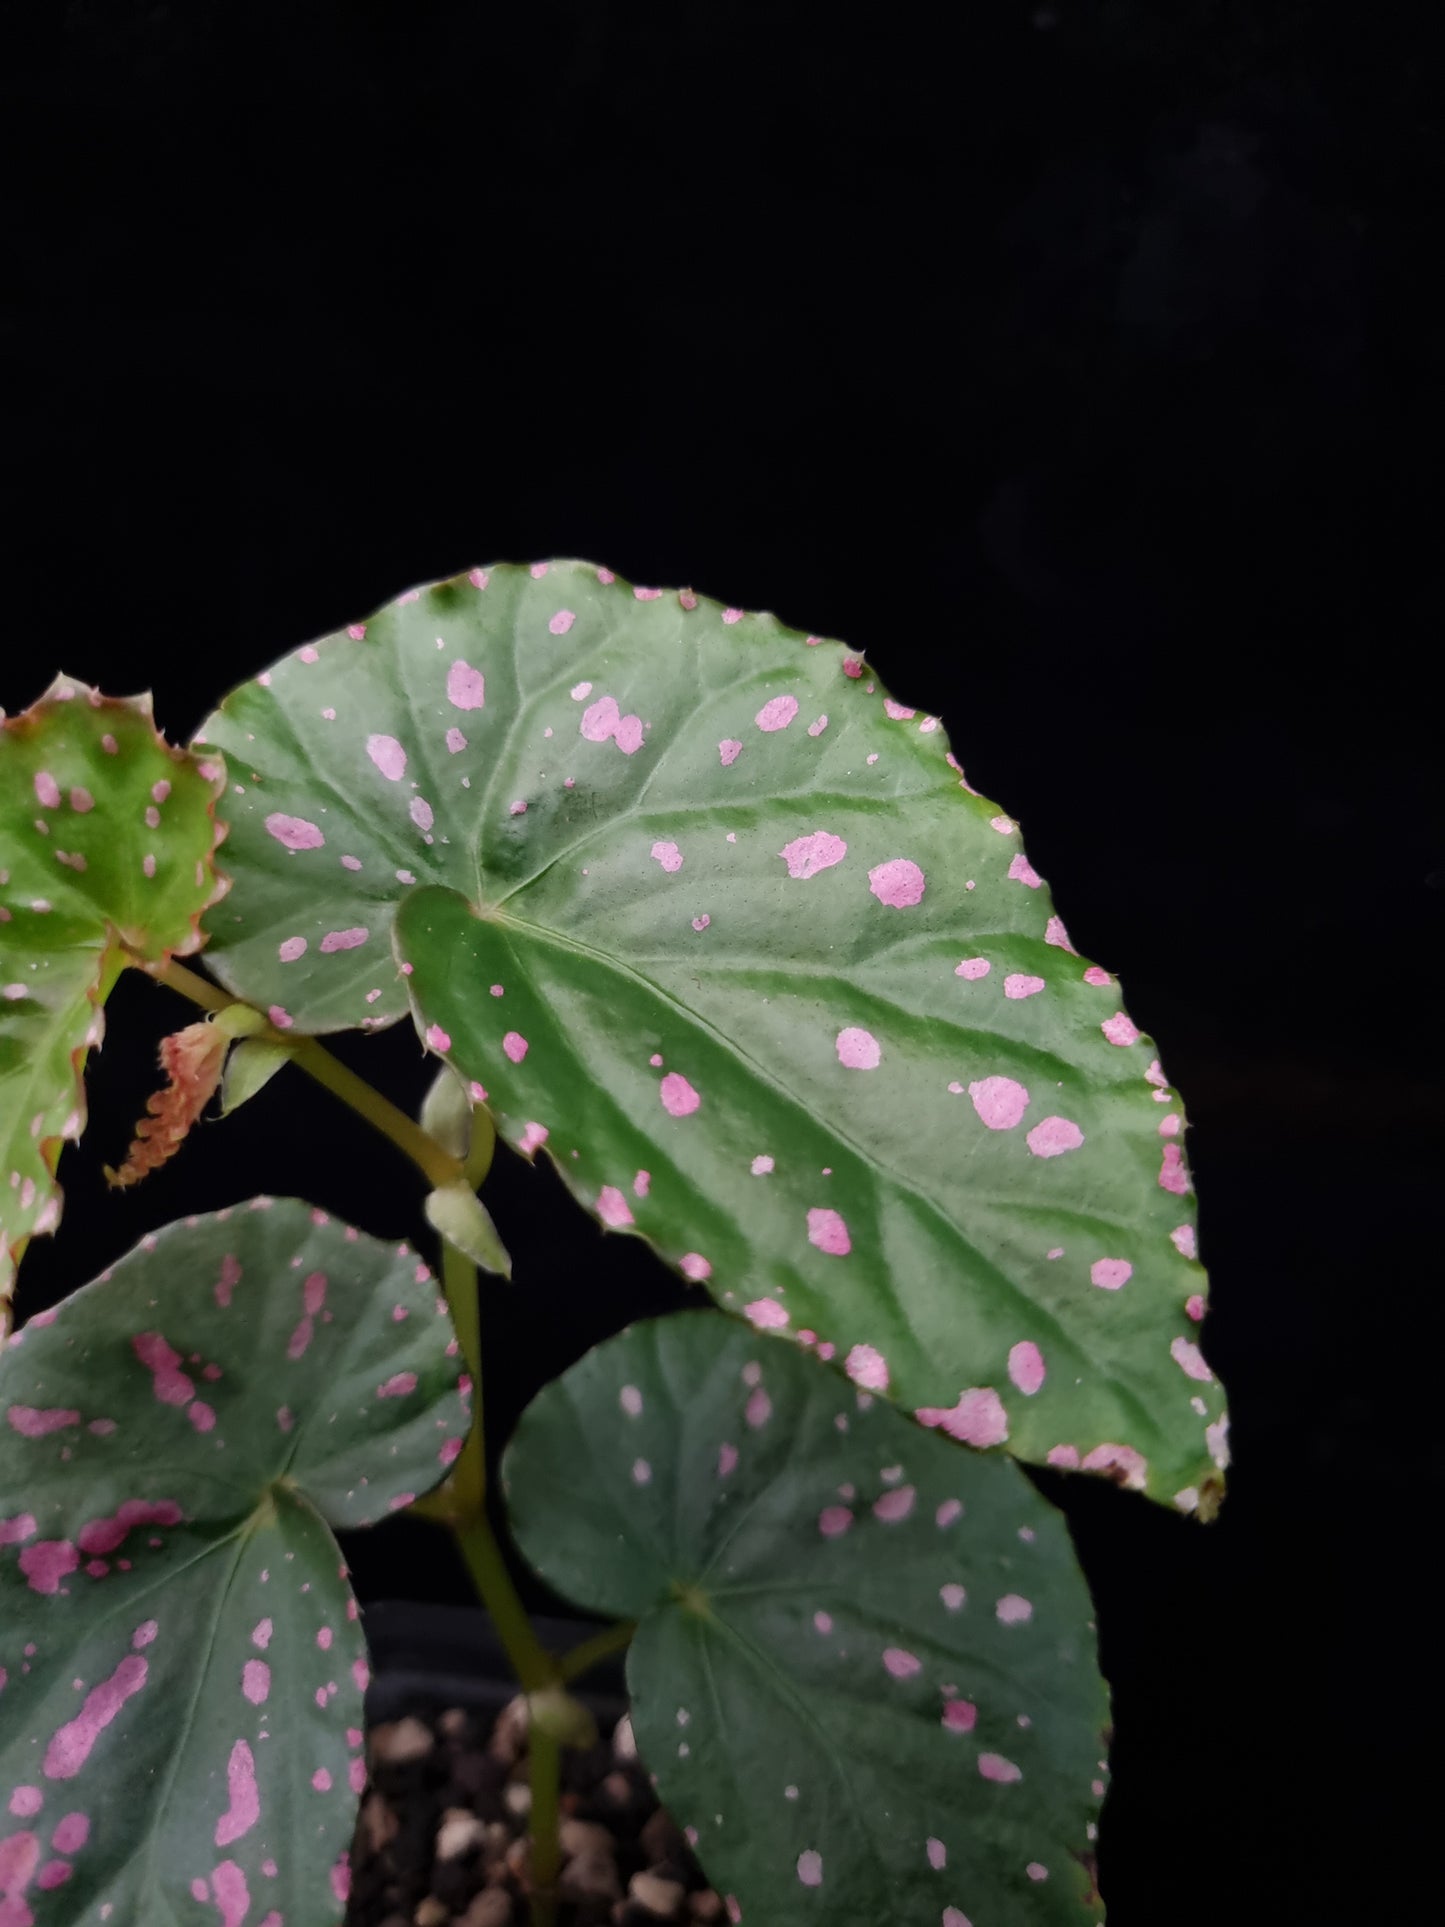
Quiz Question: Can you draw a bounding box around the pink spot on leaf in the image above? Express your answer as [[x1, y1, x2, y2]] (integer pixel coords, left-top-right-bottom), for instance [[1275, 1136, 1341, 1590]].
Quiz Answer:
[[744, 1298, 789, 1330], [968, 1076, 1029, 1130], [1159, 1144, 1192, 1195], [43, 1654, 148, 1778], [1090, 1258, 1133, 1291], [660, 1072, 700, 1116], [915, 1388, 1009, 1448], [215, 1740, 260, 1846], [1171, 1336, 1214, 1382], [780, 831, 847, 879], [873, 1485, 915, 1522], [1026, 1116, 1084, 1158], [503, 1032, 528, 1063], [211, 1861, 250, 1927], [807, 1207, 851, 1256], [264, 814, 325, 851], [446, 660, 487, 710], [6, 1406, 80, 1438], [835, 1027, 881, 1069], [1004, 974, 1045, 999], [755, 694, 799, 732], [597, 1187, 634, 1229], [868, 858, 925, 907], [1008, 1341, 1046, 1395], [76, 1500, 181, 1558], [845, 1344, 888, 1390]]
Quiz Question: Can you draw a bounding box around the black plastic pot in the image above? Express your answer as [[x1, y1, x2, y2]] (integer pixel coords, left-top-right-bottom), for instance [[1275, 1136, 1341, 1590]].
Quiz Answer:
[[360, 1599, 630, 1730]]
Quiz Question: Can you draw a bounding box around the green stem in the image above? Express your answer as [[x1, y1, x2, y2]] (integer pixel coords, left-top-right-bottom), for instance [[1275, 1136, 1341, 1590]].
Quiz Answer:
[[558, 1618, 637, 1685], [528, 1728, 563, 1927], [150, 957, 467, 1191], [440, 1237, 486, 1513], [455, 1508, 556, 1695]]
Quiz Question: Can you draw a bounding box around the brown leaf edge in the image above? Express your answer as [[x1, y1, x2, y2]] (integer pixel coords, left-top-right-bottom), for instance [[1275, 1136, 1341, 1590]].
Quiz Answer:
[[0, 676, 231, 1322]]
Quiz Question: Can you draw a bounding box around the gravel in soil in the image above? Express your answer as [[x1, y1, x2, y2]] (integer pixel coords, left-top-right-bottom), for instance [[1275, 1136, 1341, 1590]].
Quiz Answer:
[[345, 1696, 727, 1926]]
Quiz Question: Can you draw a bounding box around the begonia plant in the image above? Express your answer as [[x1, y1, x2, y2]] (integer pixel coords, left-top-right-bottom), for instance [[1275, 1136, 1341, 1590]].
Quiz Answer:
[[0, 560, 1226, 1925]]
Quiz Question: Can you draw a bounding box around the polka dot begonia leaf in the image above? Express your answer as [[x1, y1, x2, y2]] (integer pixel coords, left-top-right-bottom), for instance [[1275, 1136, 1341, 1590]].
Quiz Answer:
[[0, 1200, 468, 1926], [195, 561, 1226, 1513], [504, 1310, 1109, 1927], [0, 678, 229, 1318]]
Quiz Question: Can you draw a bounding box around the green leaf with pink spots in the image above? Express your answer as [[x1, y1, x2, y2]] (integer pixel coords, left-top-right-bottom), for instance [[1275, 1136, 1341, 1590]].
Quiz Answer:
[[0, 1198, 468, 1926], [505, 1310, 1108, 1927], [194, 560, 1225, 1512], [0, 678, 229, 1315]]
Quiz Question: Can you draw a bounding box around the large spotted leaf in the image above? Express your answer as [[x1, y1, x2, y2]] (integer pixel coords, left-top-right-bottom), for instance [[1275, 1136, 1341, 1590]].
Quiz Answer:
[[0, 678, 228, 1314], [0, 1199, 468, 1926], [195, 560, 1224, 1511], [505, 1311, 1108, 1926]]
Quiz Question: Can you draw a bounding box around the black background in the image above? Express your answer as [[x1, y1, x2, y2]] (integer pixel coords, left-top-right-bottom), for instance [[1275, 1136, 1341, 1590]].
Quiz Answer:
[[3, 4, 1438, 1919]]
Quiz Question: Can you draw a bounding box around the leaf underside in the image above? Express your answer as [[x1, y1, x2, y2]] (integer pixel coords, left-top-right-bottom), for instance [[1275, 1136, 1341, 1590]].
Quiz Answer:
[[195, 560, 1226, 1509], [0, 1200, 467, 1925], [0, 678, 229, 1306], [504, 1311, 1109, 1927]]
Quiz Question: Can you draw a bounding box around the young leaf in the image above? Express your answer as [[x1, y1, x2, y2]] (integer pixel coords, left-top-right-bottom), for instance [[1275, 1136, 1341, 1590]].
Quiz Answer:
[[194, 561, 1223, 1510], [504, 1311, 1108, 1926], [219, 1035, 295, 1115], [1, 678, 228, 1311], [423, 1180, 513, 1279], [0, 1198, 468, 1926]]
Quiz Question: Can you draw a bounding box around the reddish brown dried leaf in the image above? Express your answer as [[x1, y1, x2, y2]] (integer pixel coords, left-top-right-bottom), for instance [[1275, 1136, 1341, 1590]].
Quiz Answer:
[[104, 1019, 227, 1188]]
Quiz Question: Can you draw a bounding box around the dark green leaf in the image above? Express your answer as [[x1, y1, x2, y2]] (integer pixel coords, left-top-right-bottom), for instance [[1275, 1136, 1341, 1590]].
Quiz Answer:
[[505, 1312, 1108, 1926], [0, 1199, 468, 1924], [195, 562, 1224, 1509]]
